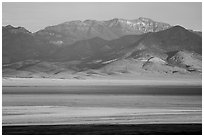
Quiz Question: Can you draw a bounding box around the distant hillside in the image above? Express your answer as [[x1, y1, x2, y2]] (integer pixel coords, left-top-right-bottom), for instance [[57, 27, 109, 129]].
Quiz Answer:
[[34, 17, 171, 45], [2, 25, 38, 64], [2, 18, 202, 79]]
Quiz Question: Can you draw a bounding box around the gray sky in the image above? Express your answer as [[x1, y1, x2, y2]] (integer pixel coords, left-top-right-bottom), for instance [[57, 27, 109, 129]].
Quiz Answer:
[[2, 2, 202, 32]]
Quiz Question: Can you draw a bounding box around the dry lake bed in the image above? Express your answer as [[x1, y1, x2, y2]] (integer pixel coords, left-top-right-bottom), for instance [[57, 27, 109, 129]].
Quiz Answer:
[[2, 84, 202, 134]]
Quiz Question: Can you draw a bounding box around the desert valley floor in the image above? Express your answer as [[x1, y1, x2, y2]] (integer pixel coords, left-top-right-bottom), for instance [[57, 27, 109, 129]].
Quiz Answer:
[[2, 78, 202, 134]]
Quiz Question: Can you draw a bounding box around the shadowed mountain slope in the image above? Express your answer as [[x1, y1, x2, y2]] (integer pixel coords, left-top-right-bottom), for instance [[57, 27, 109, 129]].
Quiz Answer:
[[34, 17, 171, 45], [2, 18, 202, 78]]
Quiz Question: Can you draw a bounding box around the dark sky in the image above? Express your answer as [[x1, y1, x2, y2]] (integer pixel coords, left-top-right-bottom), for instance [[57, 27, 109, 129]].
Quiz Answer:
[[2, 2, 202, 32]]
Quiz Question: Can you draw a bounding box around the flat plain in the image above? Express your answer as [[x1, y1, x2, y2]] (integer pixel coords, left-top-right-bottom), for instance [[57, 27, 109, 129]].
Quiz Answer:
[[2, 78, 202, 134]]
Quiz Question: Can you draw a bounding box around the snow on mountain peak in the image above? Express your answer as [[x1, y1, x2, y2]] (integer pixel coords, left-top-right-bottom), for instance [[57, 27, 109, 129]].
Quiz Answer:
[[35, 17, 171, 45]]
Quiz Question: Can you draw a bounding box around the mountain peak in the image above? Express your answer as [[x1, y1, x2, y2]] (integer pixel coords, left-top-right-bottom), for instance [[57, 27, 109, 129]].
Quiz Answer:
[[137, 17, 153, 22], [3, 25, 15, 29], [162, 25, 187, 33], [63, 20, 83, 25], [106, 18, 127, 24], [35, 17, 173, 45], [3, 25, 31, 34], [172, 25, 186, 30]]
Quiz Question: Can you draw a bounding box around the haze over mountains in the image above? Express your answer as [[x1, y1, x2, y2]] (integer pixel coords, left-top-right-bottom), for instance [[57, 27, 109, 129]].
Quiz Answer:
[[2, 17, 202, 79]]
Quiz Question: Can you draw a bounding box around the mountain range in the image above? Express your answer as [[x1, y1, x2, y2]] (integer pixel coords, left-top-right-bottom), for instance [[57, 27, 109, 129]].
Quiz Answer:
[[2, 17, 202, 79]]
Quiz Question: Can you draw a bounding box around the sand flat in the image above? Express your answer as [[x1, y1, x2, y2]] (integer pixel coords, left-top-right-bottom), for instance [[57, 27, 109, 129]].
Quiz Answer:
[[2, 77, 202, 87], [2, 78, 202, 126], [3, 90, 202, 126], [3, 106, 202, 126]]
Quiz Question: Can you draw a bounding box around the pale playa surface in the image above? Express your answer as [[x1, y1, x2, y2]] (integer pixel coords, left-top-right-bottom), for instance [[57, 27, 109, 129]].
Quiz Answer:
[[3, 90, 201, 126], [3, 106, 201, 126], [2, 77, 202, 87], [2, 77, 201, 126]]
